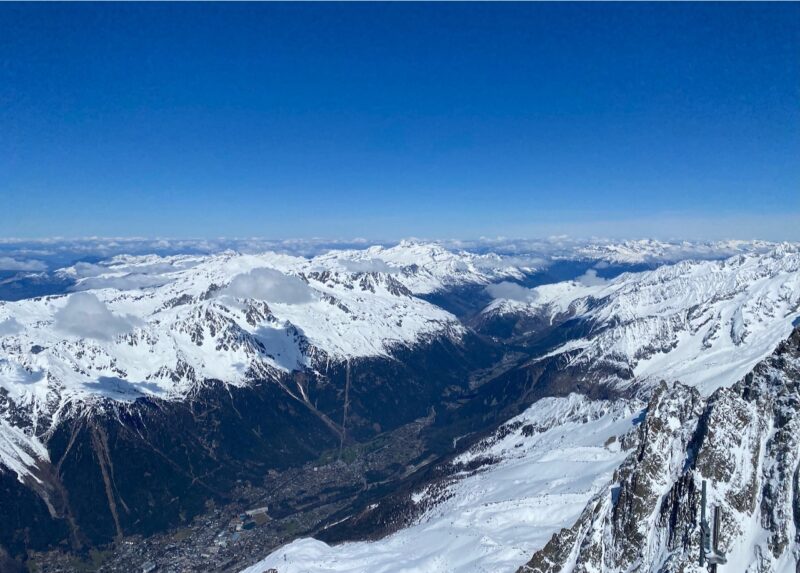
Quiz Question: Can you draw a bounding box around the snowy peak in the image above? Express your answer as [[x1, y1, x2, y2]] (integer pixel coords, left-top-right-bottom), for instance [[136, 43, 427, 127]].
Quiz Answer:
[[312, 240, 527, 294], [486, 246, 800, 393], [0, 249, 479, 418], [565, 238, 781, 265], [519, 326, 800, 573]]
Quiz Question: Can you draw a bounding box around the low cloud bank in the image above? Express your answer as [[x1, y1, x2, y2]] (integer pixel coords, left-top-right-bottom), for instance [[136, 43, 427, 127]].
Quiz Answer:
[[54, 293, 134, 340], [0, 257, 47, 271], [224, 268, 314, 304]]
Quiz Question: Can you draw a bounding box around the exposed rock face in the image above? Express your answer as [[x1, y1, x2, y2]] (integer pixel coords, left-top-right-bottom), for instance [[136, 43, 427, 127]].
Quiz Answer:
[[519, 327, 800, 573]]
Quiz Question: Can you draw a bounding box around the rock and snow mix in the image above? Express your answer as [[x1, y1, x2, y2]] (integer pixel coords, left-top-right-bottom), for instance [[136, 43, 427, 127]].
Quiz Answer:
[[1, 239, 799, 566], [486, 244, 800, 394], [0, 244, 513, 481], [311, 240, 527, 295], [519, 328, 800, 573], [0, 247, 493, 412], [0, 416, 49, 485], [246, 328, 800, 573], [5, 242, 796, 418], [241, 245, 800, 573]]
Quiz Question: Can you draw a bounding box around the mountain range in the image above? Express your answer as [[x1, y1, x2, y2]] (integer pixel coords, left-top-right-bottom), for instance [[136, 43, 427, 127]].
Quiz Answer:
[[0, 240, 798, 572]]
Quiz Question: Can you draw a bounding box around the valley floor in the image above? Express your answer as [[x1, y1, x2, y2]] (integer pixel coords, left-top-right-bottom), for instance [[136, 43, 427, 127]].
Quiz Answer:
[[242, 395, 641, 573]]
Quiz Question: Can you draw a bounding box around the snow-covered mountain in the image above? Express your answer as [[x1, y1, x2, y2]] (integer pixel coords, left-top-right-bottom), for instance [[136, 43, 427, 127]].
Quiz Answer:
[[484, 244, 800, 394], [519, 326, 800, 573], [242, 330, 800, 573], [312, 240, 529, 294], [239, 246, 800, 573], [1, 239, 799, 571], [563, 238, 779, 265], [1, 241, 529, 407], [0, 243, 527, 486]]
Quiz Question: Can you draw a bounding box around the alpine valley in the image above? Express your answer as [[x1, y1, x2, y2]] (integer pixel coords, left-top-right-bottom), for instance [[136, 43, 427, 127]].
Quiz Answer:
[[1, 239, 799, 573]]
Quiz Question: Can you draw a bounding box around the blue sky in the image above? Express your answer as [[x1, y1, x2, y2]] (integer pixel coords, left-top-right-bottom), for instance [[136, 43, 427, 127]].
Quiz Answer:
[[1, 3, 798, 240]]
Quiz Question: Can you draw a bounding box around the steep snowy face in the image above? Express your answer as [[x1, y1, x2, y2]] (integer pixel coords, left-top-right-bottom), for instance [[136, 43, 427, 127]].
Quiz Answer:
[[486, 245, 800, 393], [0, 249, 473, 414], [520, 327, 800, 573]]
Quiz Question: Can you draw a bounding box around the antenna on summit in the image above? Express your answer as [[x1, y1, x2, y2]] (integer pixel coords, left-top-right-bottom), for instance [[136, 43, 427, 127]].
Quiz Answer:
[[699, 480, 727, 571]]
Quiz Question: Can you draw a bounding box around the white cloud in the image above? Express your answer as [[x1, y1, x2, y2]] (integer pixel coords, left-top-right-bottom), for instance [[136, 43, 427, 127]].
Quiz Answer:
[[224, 268, 314, 304], [0, 318, 22, 336], [54, 293, 134, 340], [576, 269, 609, 287], [69, 262, 109, 278], [0, 257, 47, 271], [485, 281, 537, 302]]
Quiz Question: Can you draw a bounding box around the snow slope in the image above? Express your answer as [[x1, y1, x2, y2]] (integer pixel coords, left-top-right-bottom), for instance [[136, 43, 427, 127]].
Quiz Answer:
[[0, 248, 487, 410], [311, 240, 527, 294], [0, 416, 49, 484], [242, 395, 641, 573], [486, 245, 800, 394]]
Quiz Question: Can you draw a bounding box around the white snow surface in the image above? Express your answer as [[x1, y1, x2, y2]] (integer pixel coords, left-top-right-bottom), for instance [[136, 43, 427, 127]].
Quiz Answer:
[[564, 238, 779, 265], [486, 244, 800, 394], [1, 246, 504, 409], [241, 394, 640, 573], [311, 240, 526, 294]]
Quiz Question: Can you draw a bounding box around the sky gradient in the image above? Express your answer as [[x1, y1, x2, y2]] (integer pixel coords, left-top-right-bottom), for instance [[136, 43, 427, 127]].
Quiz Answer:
[[1, 3, 799, 240]]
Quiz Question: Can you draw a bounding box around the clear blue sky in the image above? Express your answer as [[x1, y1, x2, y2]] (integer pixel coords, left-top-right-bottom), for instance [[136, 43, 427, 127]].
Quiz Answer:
[[1, 3, 798, 240]]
